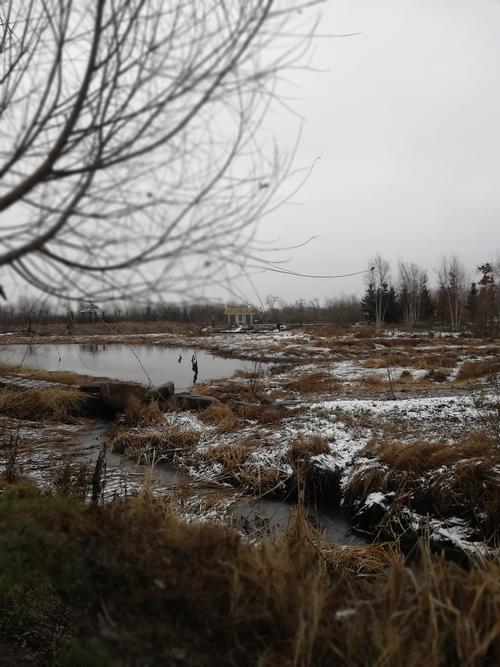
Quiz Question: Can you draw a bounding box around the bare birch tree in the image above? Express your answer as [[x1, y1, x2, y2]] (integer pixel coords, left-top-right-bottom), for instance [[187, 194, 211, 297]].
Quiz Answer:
[[0, 1, 320, 302], [366, 254, 391, 325], [398, 260, 427, 328], [436, 255, 467, 331]]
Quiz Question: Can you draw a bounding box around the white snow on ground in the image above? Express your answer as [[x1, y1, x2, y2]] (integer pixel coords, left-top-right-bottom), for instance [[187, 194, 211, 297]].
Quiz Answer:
[[364, 492, 388, 508], [164, 410, 212, 434], [307, 394, 477, 431]]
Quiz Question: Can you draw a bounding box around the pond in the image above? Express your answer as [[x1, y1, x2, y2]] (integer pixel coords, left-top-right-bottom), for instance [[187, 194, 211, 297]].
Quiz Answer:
[[0, 343, 263, 391]]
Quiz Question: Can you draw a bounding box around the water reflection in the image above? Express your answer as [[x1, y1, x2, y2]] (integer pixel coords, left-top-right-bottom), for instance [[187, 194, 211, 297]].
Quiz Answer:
[[0, 343, 264, 391], [79, 343, 107, 354]]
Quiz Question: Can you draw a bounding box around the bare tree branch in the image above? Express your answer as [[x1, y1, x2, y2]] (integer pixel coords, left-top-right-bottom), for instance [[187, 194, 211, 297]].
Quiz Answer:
[[0, 0, 321, 301]]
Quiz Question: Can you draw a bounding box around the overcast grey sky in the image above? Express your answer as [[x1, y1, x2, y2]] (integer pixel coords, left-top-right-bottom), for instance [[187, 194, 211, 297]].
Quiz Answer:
[[232, 0, 500, 306]]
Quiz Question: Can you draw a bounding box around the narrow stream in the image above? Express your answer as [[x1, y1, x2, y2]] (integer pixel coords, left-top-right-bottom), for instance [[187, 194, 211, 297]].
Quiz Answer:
[[74, 421, 367, 547]]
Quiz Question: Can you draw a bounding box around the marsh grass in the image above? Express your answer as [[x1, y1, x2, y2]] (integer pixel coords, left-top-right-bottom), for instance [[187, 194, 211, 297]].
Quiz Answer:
[[230, 400, 291, 425], [0, 359, 97, 385], [345, 434, 500, 539], [284, 371, 340, 395], [288, 435, 330, 461], [198, 403, 242, 432], [456, 359, 500, 381], [109, 424, 200, 459], [0, 477, 499, 666], [0, 430, 21, 483], [0, 387, 85, 421], [123, 395, 164, 427], [194, 377, 268, 402], [202, 439, 286, 494]]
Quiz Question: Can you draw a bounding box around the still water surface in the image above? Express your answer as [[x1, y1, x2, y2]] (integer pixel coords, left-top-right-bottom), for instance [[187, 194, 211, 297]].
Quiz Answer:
[[0, 343, 260, 390]]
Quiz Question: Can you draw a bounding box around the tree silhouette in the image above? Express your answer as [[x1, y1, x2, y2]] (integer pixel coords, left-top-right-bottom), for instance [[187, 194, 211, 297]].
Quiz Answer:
[[0, 1, 320, 302]]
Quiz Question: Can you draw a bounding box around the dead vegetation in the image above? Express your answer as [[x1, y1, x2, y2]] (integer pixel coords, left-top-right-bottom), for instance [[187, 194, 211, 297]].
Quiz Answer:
[[287, 435, 330, 468], [202, 438, 286, 494], [109, 423, 200, 460], [229, 400, 290, 425], [0, 359, 94, 385], [0, 320, 202, 338], [198, 403, 242, 432], [345, 434, 500, 540], [2, 476, 499, 666], [456, 359, 500, 381], [123, 395, 164, 427], [284, 370, 340, 395], [285, 435, 338, 498], [0, 387, 85, 421], [194, 376, 268, 402]]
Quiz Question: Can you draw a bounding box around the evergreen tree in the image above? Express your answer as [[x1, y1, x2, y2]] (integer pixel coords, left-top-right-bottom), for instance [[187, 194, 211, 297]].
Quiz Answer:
[[385, 286, 402, 323], [419, 277, 435, 322], [465, 282, 478, 324], [361, 283, 376, 323]]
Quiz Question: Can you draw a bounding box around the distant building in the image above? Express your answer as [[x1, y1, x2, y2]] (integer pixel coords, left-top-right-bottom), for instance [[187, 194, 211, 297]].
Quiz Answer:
[[224, 305, 257, 327]]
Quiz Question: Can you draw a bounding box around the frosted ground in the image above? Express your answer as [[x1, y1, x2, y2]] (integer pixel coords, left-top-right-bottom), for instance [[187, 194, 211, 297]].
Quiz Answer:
[[100, 326, 499, 555], [1, 325, 498, 554]]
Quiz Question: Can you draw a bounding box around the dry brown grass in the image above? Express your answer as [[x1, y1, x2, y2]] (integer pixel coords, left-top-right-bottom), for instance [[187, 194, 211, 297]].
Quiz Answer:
[[284, 436, 341, 499], [361, 353, 413, 368], [123, 395, 164, 427], [202, 439, 254, 469], [413, 351, 461, 370], [198, 403, 241, 432], [331, 407, 374, 429], [360, 373, 386, 387], [2, 319, 202, 338], [371, 436, 495, 473], [1, 479, 500, 666], [231, 368, 265, 380], [0, 387, 85, 421], [194, 377, 267, 402], [422, 368, 449, 382], [456, 359, 500, 381], [0, 360, 93, 385], [230, 400, 290, 425], [354, 324, 380, 338], [345, 434, 500, 538], [202, 439, 285, 493], [306, 520, 399, 576], [305, 324, 348, 338], [109, 424, 200, 458], [329, 541, 500, 666], [288, 435, 330, 462], [284, 371, 340, 395]]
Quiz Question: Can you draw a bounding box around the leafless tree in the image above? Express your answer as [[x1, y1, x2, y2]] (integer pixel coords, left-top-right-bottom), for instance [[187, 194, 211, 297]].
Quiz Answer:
[[398, 260, 427, 328], [324, 294, 360, 324], [366, 254, 391, 326], [436, 255, 467, 331], [0, 1, 320, 302]]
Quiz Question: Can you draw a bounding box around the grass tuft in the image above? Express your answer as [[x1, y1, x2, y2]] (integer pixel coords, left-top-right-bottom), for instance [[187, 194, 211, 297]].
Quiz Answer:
[[198, 403, 241, 432], [456, 359, 500, 381], [0, 387, 85, 421], [123, 395, 164, 427]]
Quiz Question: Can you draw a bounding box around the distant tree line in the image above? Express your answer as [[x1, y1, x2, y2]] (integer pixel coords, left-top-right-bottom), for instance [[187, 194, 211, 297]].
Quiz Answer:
[[1, 253, 498, 333], [361, 254, 500, 333]]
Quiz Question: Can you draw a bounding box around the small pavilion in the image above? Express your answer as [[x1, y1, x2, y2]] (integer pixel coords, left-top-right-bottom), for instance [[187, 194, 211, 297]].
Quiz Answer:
[[224, 305, 257, 327]]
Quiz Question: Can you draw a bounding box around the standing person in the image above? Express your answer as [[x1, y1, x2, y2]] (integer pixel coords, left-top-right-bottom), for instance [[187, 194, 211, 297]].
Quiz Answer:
[[191, 354, 199, 384]]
